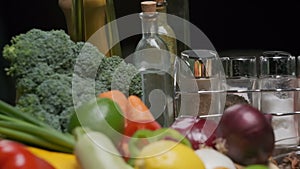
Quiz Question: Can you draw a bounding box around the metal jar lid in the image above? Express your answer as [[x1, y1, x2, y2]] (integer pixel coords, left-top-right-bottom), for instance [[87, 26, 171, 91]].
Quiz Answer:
[[259, 51, 296, 77], [180, 50, 217, 78], [221, 56, 257, 78]]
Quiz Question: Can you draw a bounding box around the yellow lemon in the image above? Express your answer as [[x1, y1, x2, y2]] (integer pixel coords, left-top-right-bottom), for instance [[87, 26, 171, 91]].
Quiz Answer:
[[134, 140, 205, 169]]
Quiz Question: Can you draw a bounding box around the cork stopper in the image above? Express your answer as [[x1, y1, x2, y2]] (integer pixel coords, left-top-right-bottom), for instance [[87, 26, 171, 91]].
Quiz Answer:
[[141, 1, 157, 12]]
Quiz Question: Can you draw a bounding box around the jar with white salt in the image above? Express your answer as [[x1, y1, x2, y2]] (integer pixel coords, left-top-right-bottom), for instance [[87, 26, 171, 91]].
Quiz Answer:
[[259, 51, 298, 145]]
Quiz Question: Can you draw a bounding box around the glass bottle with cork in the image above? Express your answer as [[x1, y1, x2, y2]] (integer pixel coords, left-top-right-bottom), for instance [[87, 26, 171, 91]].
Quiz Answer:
[[156, 0, 177, 57], [133, 1, 174, 127]]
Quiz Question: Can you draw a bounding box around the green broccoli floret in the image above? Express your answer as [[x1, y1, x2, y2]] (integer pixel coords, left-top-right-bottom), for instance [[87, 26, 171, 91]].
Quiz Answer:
[[16, 94, 62, 131], [16, 63, 54, 96], [36, 74, 74, 130], [95, 56, 142, 97], [2, 28, 142, 132], [74, 42, 105, 79], [36, 74, 73, 115], [16, 94, 42, 116]]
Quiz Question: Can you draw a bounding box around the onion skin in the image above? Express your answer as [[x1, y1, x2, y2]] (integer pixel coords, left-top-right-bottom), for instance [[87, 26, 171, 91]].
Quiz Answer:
[[171, 116, 218, 150], [216, 104, 275, 166]]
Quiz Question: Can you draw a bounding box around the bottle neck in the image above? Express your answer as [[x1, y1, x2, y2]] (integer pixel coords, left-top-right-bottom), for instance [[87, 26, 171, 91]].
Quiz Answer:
[[156, 5, 167, 23], [140, 12, 159, 38]]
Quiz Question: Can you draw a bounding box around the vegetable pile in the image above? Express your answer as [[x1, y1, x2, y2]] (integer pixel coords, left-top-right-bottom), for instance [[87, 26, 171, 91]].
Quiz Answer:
[[72, 89, 276, 169], [0, 28, 281, 169]]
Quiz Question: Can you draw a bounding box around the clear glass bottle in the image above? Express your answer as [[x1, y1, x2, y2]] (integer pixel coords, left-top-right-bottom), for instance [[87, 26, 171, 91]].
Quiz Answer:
[[133, 1, 174, 127], [156, 0, 177, 57]]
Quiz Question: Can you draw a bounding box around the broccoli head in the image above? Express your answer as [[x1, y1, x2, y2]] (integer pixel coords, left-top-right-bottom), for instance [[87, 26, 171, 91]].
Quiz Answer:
[[3, 29, 77, 78], [2, 28, 142, 132]]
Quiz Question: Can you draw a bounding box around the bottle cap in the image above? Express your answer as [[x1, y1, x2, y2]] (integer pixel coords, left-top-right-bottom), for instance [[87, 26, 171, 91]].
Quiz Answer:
[[141, 1, 157, 12], [259, 51, 296, 77]]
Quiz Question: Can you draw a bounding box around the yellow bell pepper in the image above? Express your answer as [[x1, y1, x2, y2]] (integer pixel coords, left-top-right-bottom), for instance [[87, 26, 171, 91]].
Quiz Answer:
[[134, 140, 205, 169], [27, 147, 81, 169]]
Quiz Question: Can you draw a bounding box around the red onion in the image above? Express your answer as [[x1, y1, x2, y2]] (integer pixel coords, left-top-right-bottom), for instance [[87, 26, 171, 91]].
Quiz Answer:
[[171, 116, 218, 149], [216, 104, 275, 165]]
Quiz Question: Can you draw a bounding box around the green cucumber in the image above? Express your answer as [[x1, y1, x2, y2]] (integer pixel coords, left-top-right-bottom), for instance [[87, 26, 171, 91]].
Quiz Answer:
[[74, 127, 132, 169]]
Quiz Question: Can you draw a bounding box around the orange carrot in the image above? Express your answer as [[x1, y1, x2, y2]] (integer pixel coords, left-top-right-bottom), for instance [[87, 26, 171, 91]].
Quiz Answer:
[[127, 95, 155, 122], [123, 95, 161, 136]]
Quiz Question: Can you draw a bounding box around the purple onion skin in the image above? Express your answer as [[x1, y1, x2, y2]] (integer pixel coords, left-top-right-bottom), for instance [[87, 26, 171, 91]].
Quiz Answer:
[[170, 116, 218, 150], [216, 104, 275, 166]]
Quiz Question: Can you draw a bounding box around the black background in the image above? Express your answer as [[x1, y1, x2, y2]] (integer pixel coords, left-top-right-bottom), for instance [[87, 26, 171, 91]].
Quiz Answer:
[[190, 0, 300, 55], [1, 0, 299, 103]]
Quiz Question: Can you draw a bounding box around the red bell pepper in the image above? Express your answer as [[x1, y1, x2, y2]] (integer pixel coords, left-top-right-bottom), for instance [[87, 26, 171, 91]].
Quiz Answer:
[[0, 139, 55, 169], [124, 95, 161, 136], [118, 95, 161, 161]]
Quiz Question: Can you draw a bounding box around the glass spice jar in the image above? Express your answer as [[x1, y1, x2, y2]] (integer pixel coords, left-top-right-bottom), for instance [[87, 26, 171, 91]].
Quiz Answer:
[[221, 56, 259, 109], [259, 51, 298, 145], [174, 49, 226, 118]]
